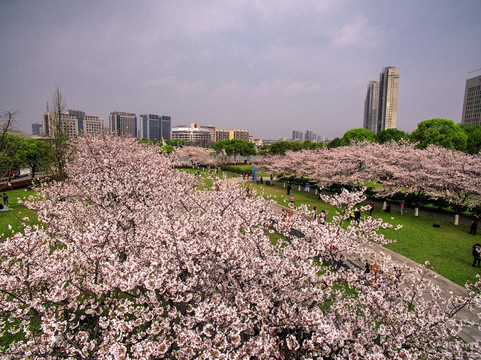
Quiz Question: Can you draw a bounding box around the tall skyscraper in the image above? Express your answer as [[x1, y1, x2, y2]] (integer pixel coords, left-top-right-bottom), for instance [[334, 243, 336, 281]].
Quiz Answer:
[[363, 81, 379, 133], [140, 114, 171, 140], [363, 67, 400, 134], [377, 66, 400, 133], [461, 75, 481, 126], [109, 112, 137, 138]]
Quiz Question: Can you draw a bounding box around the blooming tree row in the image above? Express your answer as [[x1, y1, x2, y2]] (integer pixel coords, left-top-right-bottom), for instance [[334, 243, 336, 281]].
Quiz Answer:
[[257, 141, 481, 216], [0, 135, 480, 358]]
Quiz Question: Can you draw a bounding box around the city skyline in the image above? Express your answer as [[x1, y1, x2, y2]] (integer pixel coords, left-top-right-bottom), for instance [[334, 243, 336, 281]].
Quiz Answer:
[[1, 1, 480, 140]]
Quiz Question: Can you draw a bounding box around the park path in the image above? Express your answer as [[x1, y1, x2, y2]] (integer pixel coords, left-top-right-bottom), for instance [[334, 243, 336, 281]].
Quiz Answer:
[[223, 176, 481, 343]]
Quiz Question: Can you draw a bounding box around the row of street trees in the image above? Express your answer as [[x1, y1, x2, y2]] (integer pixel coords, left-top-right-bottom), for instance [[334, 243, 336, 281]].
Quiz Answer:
[[1, 135, 479, 358]]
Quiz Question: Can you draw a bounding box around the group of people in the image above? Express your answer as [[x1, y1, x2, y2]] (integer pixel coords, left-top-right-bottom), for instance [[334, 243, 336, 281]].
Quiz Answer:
[[311, 207, 327, 225]]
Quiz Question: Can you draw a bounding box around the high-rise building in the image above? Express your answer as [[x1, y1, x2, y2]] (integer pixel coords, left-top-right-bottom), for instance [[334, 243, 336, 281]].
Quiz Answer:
[[305, 130, 315, 141], [109, 112, 137, 138], [461, 75, 481, 126], [377, 66, 400, 133], [292, 130, 303, 141], [41, 110, 103, 138], [363, 67, 400, 134], [363, 81, 379, 133], [140, 114, 171, 140]]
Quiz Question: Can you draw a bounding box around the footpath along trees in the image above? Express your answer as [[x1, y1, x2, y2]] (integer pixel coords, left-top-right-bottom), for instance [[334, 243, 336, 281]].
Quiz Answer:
[[1, 135, 480, 358]]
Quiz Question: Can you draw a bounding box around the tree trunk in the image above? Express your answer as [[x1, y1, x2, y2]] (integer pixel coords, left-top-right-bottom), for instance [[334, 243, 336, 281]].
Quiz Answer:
[[454, 214, 459, 226], [382, 201, 387, 210], [414, 207, 419, 217]]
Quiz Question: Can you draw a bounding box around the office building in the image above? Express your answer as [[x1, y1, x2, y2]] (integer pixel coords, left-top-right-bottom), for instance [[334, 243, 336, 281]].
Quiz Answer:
[[461, 75, 481, 126], [364, 67, 400, 134], [140, 114, 171, 141], [231, 129, 249, 141], [363, 81, 379, 133], [189, 123, 216, 142], [41, 110, 103, 138], [171, 126, 211, 143], [215, 129, 230, 141], [377, 66, 400, 133], [109, 112, 137, 138], [31, 123, 42, 136]]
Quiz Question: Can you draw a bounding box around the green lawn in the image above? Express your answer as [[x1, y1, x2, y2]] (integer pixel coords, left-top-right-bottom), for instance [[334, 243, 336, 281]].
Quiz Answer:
[[0, 189, 38, 239], [248, 181, 481, 287]]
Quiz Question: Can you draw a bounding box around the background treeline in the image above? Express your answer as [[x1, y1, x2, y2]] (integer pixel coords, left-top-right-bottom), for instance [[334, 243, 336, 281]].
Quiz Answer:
[[261, 119, 481, 155]]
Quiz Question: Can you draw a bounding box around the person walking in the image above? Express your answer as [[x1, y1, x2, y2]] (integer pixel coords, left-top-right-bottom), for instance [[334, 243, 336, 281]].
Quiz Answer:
[[469, 214, 479, 235], [472, 243, 481, 267], [287, 183, 292, 195], [400, 201, 404, 215], [369, 201, 375, 216], [2, 193, 8, 206]]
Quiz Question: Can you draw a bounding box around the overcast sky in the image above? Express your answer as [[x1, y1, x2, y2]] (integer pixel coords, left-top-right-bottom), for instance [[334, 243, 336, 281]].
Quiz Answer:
[[1, 0, 480, 140]]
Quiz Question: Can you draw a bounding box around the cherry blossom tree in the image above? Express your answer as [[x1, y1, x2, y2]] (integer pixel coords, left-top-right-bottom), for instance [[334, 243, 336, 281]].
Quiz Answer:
[[257, 141, 481, 221], [175, 145, 219, 167], [0, 135, 480, 359]]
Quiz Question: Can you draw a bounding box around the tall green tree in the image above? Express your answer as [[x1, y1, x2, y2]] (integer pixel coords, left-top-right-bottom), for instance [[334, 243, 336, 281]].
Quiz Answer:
[[375, 128, 409, 144], [460, 124, 481, 154], [326, 137, 342, 149], [213, 139, 256, 160], [340, 128, 375, 146], [410, 118, 467, 151], [0, 134, 25, 177], [20, 138, 53, 178]]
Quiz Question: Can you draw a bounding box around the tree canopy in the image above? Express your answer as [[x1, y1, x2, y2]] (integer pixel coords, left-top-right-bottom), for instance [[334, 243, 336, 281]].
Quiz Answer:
[[375, 128, 409, 144], [410, 118, 468, 151], [460, 124, 481, 154], [213, 139, 256, 159], [340, 128, 375, 146]]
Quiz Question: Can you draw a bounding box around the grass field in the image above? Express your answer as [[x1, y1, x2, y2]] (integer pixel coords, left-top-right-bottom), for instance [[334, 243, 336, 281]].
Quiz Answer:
[[0, 189, 38, 238], [247, 181, 481, 287]]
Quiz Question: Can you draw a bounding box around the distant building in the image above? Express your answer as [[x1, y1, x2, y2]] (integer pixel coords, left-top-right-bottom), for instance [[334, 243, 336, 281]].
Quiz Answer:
[[215, 129, 230, 141], [109, 112, 137, 137], [189, 123, 216, 142], [230, 129, 249, 141], [364, 66, 400, 134], [31, 123, 42, 136], [305, 130, 315, 141], [461, 75, 481, 126], [41, 110, 103, 138], [363, 81, 379, 133], [171, 127, 211, 143], [377, 66, 400, 133], [140, 114, 171, 141], [292, 130, 303, 141]]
